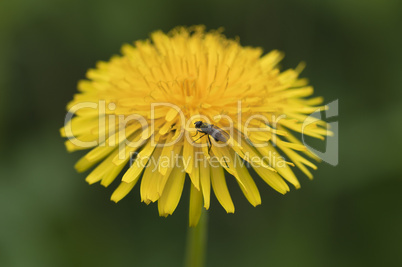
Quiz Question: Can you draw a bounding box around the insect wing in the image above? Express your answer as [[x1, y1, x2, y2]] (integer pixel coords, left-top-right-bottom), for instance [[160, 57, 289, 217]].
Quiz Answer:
[[212, 125, 230, 142]]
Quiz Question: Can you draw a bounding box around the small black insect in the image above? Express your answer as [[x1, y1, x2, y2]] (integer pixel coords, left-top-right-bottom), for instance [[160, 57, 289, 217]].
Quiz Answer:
[[193, 121, 230, 154]]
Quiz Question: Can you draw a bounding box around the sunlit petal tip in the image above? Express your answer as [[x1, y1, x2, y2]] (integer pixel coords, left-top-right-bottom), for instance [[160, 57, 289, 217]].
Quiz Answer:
[[59, 127, 66, 137], [286, 162, 296, 167], [85, 174, 101, 185], [226, 207, 235, 214], [111, 181, 137, 203], [74, 159, 90, 173], [250, 202, 261, 208], [64, 141, 75, 152]]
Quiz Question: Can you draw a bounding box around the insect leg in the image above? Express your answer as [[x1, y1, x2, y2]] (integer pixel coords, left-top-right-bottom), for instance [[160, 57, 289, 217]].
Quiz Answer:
[[222, 156, 229, 168], [193, 133, 207, 143], [192, 131, 199, 138], [207, 135, 212, 155]]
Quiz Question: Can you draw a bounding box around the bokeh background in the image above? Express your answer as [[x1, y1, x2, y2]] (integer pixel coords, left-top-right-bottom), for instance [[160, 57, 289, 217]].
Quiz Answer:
[[1, 0, 401, 266]]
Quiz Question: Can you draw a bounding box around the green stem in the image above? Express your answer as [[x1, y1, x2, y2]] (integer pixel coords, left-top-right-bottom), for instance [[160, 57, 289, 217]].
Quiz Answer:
[[185, 209, 208, 267]]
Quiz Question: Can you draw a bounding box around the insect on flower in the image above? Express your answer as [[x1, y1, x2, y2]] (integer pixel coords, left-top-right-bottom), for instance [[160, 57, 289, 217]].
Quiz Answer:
[[193, 121, 230, 154]]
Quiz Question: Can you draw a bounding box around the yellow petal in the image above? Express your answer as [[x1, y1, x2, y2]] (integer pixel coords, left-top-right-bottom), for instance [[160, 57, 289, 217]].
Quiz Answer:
[[279, 145, 317, 180], [259, 50, 284, 70], [277, 140, 307, 151], [140, 147, 163, 203], [111, 181, 138, 203], [188, 147, 204, 190], [210, 146, 237, 177], [256, 144, 300, 189], [111, 132, 147, 166], [199, 157, 211, 209], [233, 133, 276, 172], [65, 134, 98, 152], [233, 153, 261, 206], [84, 145, 116, 163], [157, 144, 183, 195], [252, 164, 290, 194], [189, 183, 203, 227], [100, 162, 126, 187], [280, 126, 321, 161], [61, 115, 99, 137], [165, 108, 179, 121], [182, 138, 194, 175], [158, 133, 181, 175], [84, 149, 119, 184], [211, 165, 234, 213], [122, 140, 155, 183], [75, 156, 99, 173], [158, 164, 186, 216]]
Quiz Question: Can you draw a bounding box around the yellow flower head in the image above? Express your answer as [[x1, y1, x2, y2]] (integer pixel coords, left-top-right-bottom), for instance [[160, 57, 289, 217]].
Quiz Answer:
[[61, 26, 329, 226]]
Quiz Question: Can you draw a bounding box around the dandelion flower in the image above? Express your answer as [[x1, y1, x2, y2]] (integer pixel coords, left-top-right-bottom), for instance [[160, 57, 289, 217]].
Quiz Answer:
[[61, 26, 329, 226]]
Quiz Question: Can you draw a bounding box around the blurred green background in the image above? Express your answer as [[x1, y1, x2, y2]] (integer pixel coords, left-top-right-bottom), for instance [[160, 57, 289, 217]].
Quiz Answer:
[[1, 0, 401, 266]]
